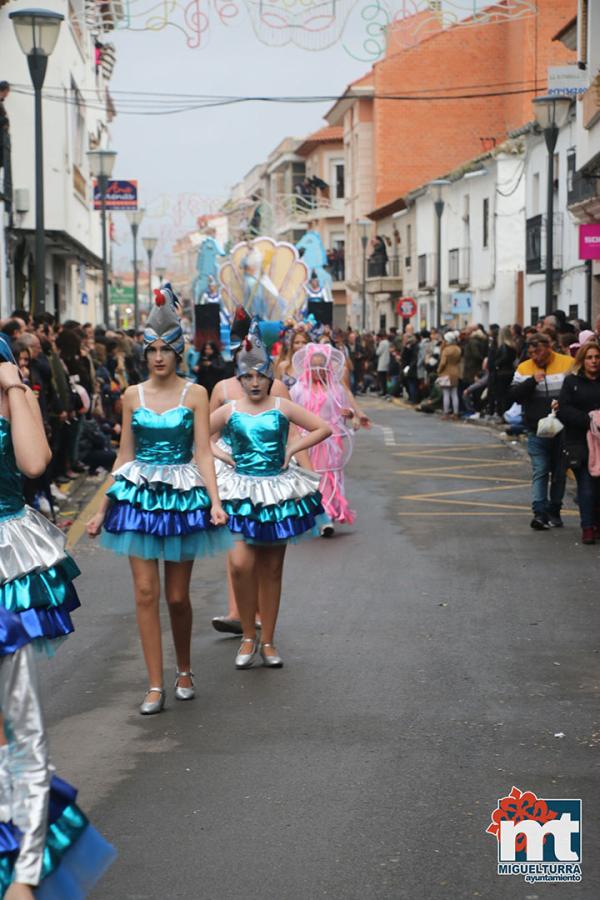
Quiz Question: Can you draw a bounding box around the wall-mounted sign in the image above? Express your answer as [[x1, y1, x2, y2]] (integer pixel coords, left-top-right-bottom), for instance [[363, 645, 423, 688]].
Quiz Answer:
[[451, 291, 472, 314], [110, 283, 135, 305], [94, 179, 138, 210], [579, 223, 600, 260], [548, 65, 589, 97], [396, 296, 417, 318]]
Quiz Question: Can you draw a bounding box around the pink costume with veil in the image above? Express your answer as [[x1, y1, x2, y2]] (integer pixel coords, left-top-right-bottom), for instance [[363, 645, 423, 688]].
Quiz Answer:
[[290, 343, 356, 525]]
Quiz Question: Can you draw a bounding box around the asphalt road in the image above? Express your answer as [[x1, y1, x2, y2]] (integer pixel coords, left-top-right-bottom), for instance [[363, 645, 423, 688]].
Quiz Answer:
[[40, 400, 600, 899]]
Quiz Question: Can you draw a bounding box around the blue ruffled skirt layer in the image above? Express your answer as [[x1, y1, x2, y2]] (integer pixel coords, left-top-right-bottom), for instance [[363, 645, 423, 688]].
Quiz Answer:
[[102, 470, 232, 561], [0, 777, 116, 898], [215, 461, 330, 546], [223, 493, 328, 545], [0, 508, 80, 658]]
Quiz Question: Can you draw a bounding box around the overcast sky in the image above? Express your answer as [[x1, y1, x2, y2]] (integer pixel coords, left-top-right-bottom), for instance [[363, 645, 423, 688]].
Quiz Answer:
[[107, 2, 519, 268], [109, 8, 373, 267]]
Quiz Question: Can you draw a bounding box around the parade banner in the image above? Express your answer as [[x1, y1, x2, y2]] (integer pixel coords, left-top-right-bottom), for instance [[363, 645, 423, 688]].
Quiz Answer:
[[579, 224, 600, 260], [94, 180, 138, 210]]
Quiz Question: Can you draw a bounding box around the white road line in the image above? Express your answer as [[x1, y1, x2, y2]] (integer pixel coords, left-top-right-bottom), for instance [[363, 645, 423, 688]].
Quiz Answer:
[[372, 424, 397, 447]]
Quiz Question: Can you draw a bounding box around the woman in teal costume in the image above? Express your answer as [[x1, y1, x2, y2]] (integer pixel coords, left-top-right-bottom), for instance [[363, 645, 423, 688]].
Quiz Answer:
[[87, 285, 230, 716], [0, 338, 115, 899], [210, 323, 331, 670]]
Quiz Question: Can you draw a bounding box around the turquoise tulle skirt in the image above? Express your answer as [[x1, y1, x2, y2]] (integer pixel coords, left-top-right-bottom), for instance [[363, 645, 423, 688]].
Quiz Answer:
[[101, 526, 232, 562]]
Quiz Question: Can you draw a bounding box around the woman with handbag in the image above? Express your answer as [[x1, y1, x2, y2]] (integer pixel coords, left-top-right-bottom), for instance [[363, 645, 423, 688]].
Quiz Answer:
[[437, 332, 462, 419], [557, 340, 600, 544]]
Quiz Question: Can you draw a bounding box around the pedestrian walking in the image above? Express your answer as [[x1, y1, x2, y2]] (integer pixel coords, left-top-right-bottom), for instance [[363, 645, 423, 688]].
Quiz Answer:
[[86, 286, 230, 715], [437, 332, 461, 418], [557, 341, 600, 544], [0, 336, 115, 899], [210, 324, 331, 670], [510, 332, 573, 530], [376, 332, 391, 396]]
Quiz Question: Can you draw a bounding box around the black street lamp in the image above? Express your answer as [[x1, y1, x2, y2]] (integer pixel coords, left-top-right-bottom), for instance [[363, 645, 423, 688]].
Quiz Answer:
[[532, 95, 572, 316], [142, 236, 158, 308], [358, 219, 371, 331], [430, 179, 450, 328], [87, 149, 117, 326], [10, 8, 63, 314], [126, 208, 145, 328]]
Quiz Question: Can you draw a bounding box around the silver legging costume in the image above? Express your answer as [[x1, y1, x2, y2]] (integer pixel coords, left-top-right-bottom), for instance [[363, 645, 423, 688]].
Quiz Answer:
[[0, 645, 50, 886]]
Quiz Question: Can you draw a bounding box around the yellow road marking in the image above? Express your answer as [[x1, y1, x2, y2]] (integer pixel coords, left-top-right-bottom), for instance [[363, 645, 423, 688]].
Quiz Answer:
[[400, 483, 532, 500], [398, 511, 526, 517], [395, 471, 528, 483], [66, 477, 111, 550]]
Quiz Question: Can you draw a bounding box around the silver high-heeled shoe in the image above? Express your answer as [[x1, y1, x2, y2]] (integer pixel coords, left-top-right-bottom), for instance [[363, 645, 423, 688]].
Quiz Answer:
[[174, 670, 195, 701], [235, 637, 259, 669], [260, 642, 283, 668], [140, 687, 165, 716]]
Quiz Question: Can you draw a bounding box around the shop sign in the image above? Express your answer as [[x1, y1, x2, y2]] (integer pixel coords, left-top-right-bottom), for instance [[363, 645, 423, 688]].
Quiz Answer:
[[579, 223, 600, 260]]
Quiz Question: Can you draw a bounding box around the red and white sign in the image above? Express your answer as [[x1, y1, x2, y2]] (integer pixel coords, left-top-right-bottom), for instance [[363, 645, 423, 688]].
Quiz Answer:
[[396, 297, 417, 319], [579, 223, 600, 260]]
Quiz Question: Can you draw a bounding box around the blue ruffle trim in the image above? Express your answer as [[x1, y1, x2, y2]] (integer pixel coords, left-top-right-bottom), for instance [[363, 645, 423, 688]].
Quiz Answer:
[[0, 778, 116, 898], [222, 492, 323, 524], [101, 527, 232, 562], [0, 556, 80, 613], [0, 587, 79, 658], [104, 502, 212, 537], [227, 507, 328, 545], [106, 479, 210, 513]]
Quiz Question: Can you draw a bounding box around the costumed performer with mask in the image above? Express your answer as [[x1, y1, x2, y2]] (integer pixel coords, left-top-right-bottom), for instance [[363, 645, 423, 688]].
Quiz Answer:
[[291, 343, 360, 536], [0, 337, 115, 899], [87, 285, 230, 716], [210, 323, 331, 669], [208, 318, 312, 637]]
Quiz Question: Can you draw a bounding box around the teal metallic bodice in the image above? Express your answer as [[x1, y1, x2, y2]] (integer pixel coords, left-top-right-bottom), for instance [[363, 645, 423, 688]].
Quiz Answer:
[[224, 408, 289, 477], [0, 417, 25, 520], [132, 406, 194, 466]]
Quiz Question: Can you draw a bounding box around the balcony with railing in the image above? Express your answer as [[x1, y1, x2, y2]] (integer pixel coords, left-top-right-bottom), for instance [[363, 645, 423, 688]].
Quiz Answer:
[[448, 247, 471, 288], [417, 253, 437, 291], [526, 213, 563, 274], [274, 191, 343, 227], [366, 254, 403, 294]]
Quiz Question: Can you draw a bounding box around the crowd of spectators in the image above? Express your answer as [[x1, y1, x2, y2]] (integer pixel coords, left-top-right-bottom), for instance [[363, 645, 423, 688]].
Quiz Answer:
[[5, 303, 600, 545], [0, 309, 144, 518]]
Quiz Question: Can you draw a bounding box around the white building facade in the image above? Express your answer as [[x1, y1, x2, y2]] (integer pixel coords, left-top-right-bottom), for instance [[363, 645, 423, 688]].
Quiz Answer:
[[523, 115, 588, 324], [368, 143, 527, 332], [0, 0, 122, 323]]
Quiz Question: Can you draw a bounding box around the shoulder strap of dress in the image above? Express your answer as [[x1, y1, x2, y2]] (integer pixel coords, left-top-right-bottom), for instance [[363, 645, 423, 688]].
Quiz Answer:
[[274, 396, 281, 409], [137, 383, 145, 407], [179, 381, 192, 407], [230, 399, 237, 412]]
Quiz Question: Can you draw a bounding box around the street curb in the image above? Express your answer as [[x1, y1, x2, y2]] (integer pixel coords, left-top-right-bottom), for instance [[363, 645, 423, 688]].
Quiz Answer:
[[66, 477, 112, 549]]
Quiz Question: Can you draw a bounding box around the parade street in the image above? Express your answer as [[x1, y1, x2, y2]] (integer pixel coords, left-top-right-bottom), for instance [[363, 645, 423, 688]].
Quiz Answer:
[[36, 402, 599, 900]]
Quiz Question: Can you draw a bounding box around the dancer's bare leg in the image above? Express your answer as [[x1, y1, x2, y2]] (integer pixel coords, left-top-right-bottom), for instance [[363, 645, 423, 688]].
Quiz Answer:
[[164, 560, 194, 689], [256, 545, 286, 655], [229, 542, 259, 653], [129, 556, 163, 701]]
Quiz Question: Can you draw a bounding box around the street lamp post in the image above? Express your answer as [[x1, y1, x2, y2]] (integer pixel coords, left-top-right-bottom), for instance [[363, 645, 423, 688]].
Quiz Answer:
[[532, 95, 572, 316], [10, 8, 64, 314], [429, 180, 450, 328], [358, 219, 371, 331], [126, 208, 145, 328], [142, 236, 158, 308], [87, 149, 117, 326]]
